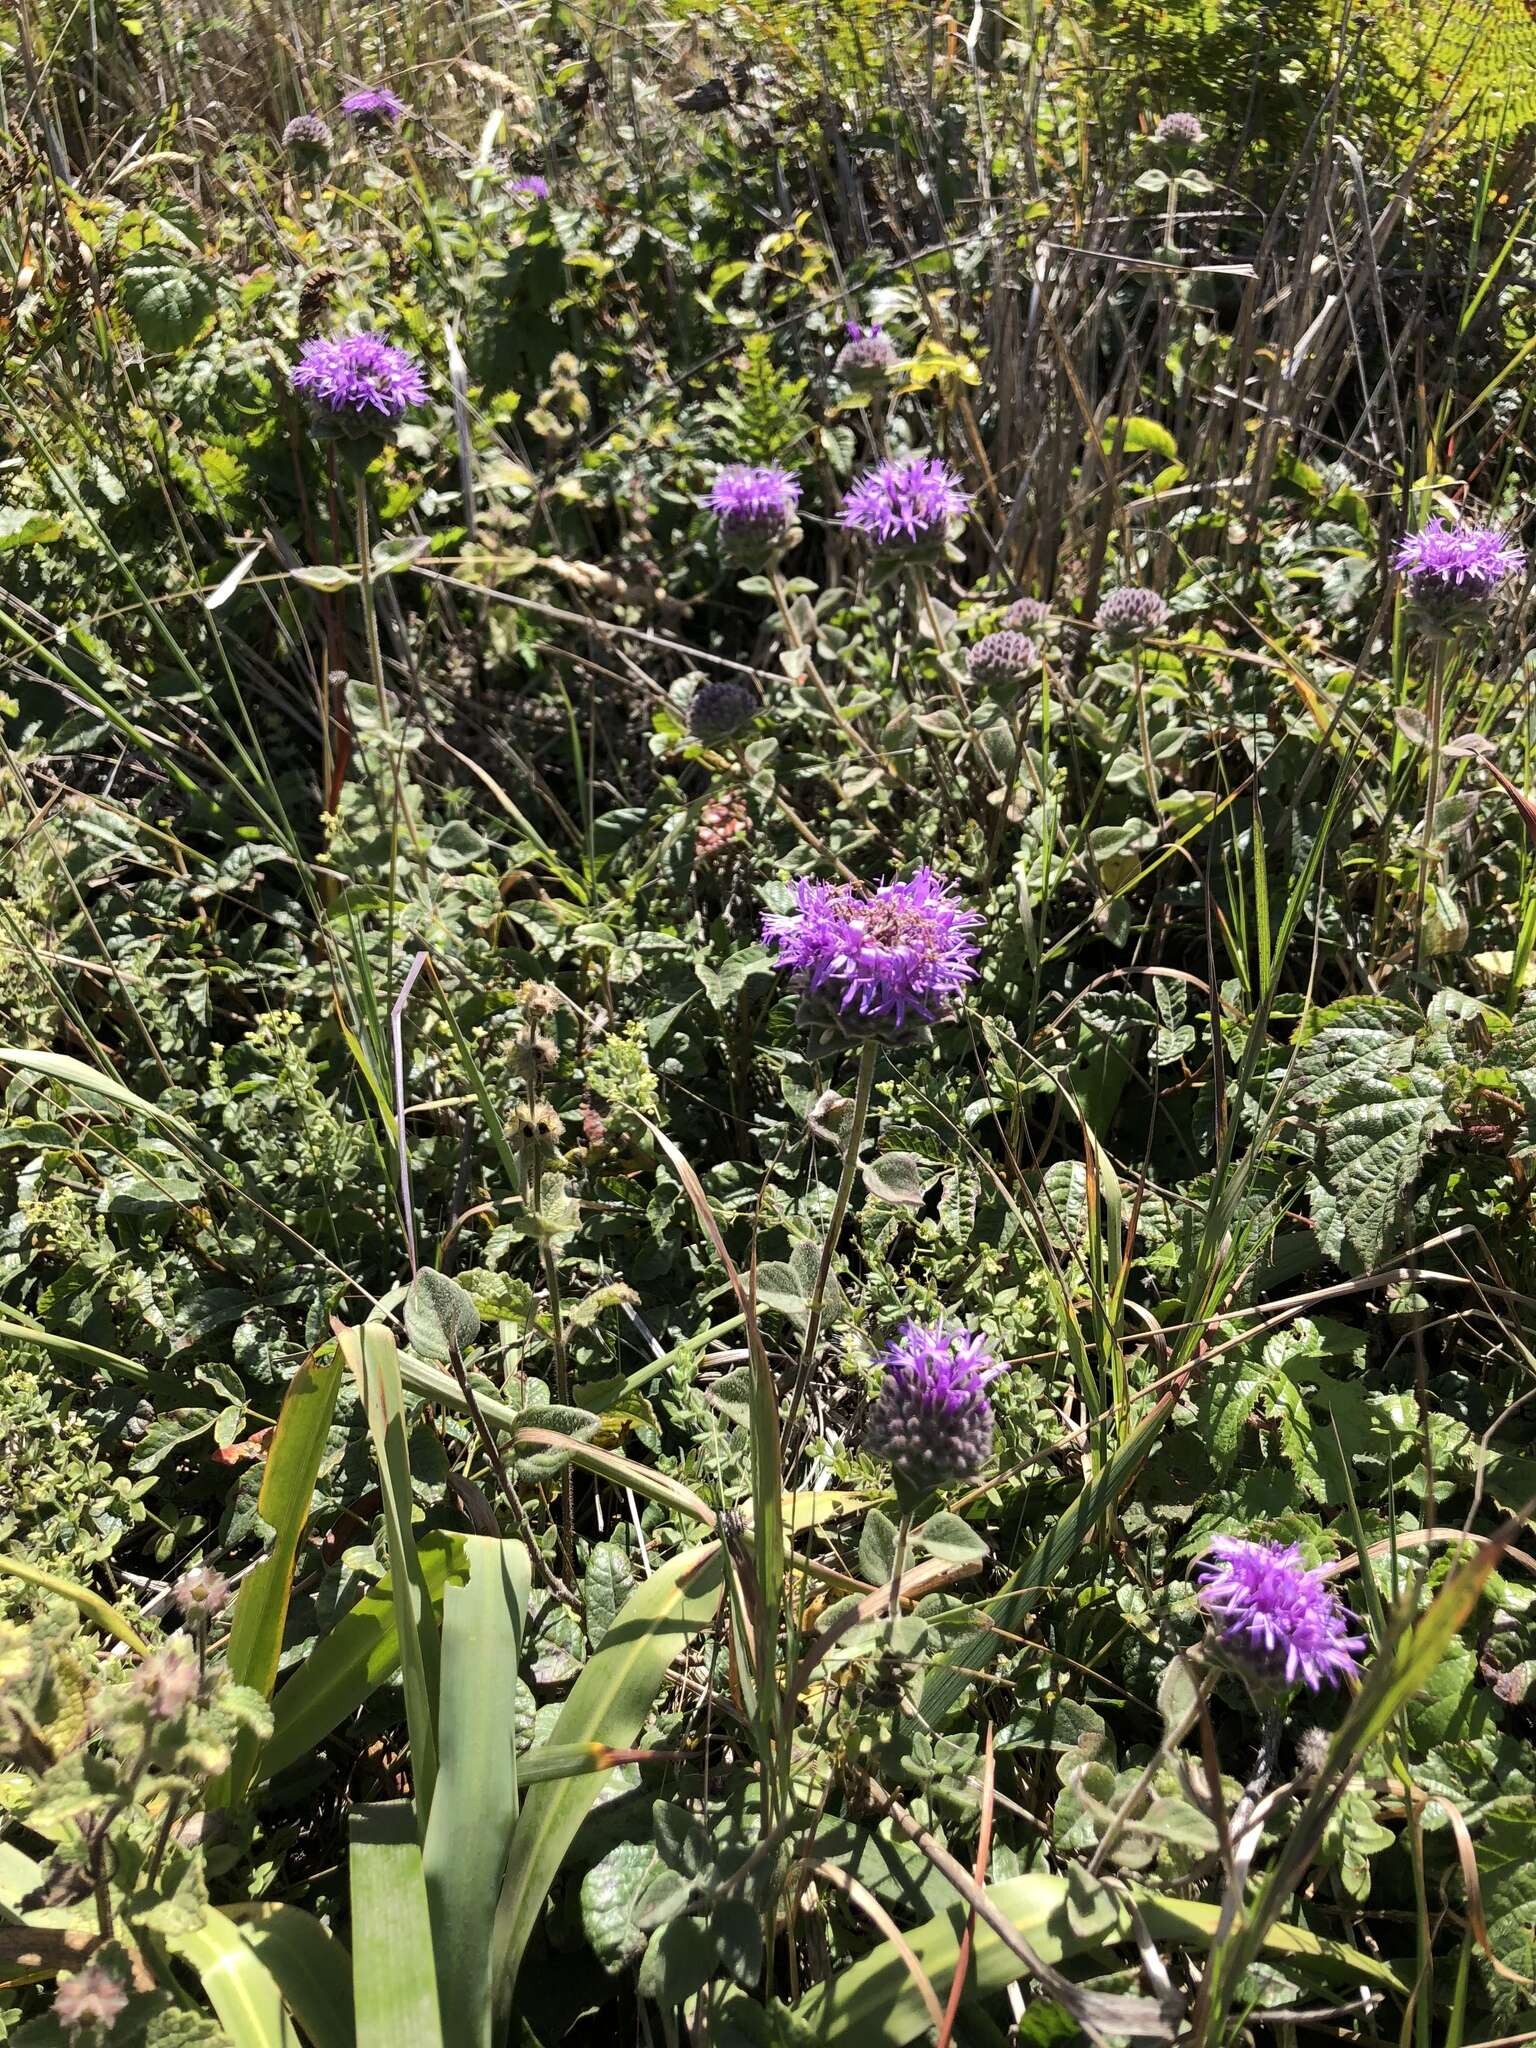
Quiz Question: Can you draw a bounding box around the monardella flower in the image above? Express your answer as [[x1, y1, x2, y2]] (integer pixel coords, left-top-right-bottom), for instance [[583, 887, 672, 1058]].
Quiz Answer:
[[1004, 595, 1052, 632], [282, 113, 333, 158], [1393, 517, 1524, 628], [173, 1565, 231, 1621], [865, 1321, 1005, 1498], [967, 629, 1039, 683], [841, 456, 969, 556], [687, 678, 758, 744], [1095, 585, 1169, 643], [708, 464, 800, 562], [835, 321, 899, 387], [55, 1963, 130, 2034], [290, 332, 427, 439], [762, 866, 981, 1039], [510, 173, 550, 199], [1155, 110, 1205, 148], [341, 86, 407, 130], [1195, 1536, 1366, 1693]]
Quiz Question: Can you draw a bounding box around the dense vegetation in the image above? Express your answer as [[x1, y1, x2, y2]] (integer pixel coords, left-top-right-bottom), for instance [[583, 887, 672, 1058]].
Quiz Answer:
[[4, 0, 1536, 2042]]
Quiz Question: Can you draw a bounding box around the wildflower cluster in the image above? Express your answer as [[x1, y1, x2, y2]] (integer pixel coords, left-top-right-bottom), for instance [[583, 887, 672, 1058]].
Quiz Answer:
[[840, 456, 969, 557], [687, 678, 759, 744], [1195, 1536, 1366, 1693], [707, 464, 801, 562], [1393, 516, 1524, 629], [762, 866, 981, 1041], [290, 332, 428, 440], [341, 86, 406, 130], [835, 321, 898, 387], [865, 1321, 1006, 1501]]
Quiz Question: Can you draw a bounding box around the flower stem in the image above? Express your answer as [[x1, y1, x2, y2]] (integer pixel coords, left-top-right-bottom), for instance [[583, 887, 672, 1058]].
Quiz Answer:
[[355, 481, 390, 734], [1412, 639, 1448, 973], [785, 1036, 879, 1440], [881, 1507, 915, 1653]]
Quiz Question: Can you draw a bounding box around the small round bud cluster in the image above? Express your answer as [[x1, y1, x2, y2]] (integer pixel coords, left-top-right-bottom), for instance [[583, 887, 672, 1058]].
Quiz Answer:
[[282, 114, 333, 160], [1095, 585, 1169, 643], [695, 792, 749, 864], [835, 321, 898, 388], [55, 1963, 130, 2035], [1155, 110, 1205, 149], [687, 679, 759, 745], [172, 1566, 231, 1622], [967, 629, 1039, 683], [864, 1321, 1007, 1500], [1003, 595, 1052, 632]]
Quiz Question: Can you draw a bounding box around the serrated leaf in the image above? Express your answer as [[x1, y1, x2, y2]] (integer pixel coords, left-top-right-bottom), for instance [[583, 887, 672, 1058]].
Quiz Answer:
[[119, 251, 215, 351], [580, 1841, 664, 1973], [1310, 1067, 1452, 1269], [583, 1542, 635, 1646]]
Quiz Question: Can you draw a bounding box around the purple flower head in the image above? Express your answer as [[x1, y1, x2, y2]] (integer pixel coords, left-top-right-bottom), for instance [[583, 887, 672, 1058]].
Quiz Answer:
[[841, 456, 968, 554], [835, 322, 899, 386], [283, 113, 333, 157], [1155, 110, 1205, 148], [341, 86, 407, 130], [1095, 585, 1169, 643], [761, 865, 981, 1040], [865, 1320, 1005, 1497], [967, 629, 1039, 683], [687, 678, 758, 743], [511, 173, 550, 199], [55, 1963, 130, 2035], [1004, 595, 1052, 632], [290, 332, 427, 439], [1393, 517, 1523, 628], [1195, 1536, 1366, 1693], [708, 463, 800, 561]]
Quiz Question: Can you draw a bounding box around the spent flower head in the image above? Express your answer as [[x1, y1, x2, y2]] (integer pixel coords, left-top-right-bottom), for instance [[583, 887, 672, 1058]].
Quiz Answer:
[[1393, 516, 1524, 630], [865, 1321, 1006, 1500], [282, 113, 332, 158], [1195, 1536, 1366, 1693], [687, 678, 759, 744], [1095, 585, 1169, 643], [290, 332, 427, 441], [707, 464, 800, 562], [1155, 110, 1205, 148], [841, 455, 969, 556], [55, 1963, 129, 2035], [967, 629, 1039, 683], [762, 866, 981, 1042], [341, 86, 407, 130]]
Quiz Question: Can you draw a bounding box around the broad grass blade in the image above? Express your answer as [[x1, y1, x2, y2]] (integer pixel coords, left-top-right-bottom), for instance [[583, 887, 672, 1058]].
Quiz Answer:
[[349, 1804, 444, 2048]]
